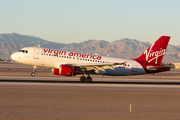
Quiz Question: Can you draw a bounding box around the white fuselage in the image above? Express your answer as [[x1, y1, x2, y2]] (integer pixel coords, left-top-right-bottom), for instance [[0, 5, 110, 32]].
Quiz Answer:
[[11, 47, 146, 76]]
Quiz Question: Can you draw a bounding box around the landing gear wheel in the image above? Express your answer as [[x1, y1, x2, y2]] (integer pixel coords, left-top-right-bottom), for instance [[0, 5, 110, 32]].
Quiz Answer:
[[31, 72, 35, 77], [86, 77, 92, 83], [80, 76, 86, 82]]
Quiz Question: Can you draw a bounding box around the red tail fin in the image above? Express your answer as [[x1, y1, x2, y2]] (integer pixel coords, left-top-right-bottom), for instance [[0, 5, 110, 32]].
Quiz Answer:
[[134, 36, 170, 64]]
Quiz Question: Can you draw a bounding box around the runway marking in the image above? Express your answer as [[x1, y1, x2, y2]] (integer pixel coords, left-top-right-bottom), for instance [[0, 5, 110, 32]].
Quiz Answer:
[[1, 82, 180, 88], [0, 76, 180, 82]]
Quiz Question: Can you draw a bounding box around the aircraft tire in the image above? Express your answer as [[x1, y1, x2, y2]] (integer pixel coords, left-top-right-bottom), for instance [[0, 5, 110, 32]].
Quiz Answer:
[[80, 76, 86, 82], [31, 72, 35, 77], [86, 77, 92, 83]]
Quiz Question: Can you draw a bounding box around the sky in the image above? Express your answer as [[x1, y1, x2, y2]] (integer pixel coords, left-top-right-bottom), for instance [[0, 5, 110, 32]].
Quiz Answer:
[[0, 0, 180, 45]]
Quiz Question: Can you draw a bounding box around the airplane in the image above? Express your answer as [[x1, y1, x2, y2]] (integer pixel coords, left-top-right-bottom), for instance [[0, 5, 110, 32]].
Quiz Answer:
[[11, 36, 171, 82]]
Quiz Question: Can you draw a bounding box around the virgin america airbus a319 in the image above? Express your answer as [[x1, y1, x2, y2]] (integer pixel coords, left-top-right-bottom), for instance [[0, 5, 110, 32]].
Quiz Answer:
[[11, 36, 171, 82]]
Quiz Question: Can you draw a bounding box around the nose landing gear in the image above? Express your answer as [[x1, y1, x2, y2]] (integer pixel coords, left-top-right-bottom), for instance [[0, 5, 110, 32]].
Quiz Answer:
[[31, 72, 35, 77], [31, 66, 37, 77]]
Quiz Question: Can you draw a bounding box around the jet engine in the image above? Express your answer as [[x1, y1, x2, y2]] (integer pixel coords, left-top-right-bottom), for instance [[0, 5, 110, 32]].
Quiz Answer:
[[52, 65, 78, 76]]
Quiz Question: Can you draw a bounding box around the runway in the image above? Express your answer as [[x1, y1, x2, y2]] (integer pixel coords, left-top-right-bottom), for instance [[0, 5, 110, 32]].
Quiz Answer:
[[1, 62, 180, 120], [1, 76, 180, 92]]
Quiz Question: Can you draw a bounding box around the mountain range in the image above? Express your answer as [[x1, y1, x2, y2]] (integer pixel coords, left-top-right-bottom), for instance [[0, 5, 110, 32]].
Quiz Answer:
[[0, 33, 179, 63]]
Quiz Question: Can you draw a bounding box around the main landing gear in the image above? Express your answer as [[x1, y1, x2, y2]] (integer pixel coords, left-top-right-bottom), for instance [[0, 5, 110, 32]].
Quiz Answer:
[[80, 74, 92, 83], [31, 66, 37, 77]]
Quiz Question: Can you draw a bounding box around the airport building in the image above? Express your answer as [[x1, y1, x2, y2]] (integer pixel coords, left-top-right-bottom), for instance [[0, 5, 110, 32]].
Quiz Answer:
[[174, 63, 180, 69]]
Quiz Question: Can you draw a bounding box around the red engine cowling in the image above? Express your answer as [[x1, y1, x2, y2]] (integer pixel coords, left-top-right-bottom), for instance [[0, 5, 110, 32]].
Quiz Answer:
[[52, 65, 78, 76]]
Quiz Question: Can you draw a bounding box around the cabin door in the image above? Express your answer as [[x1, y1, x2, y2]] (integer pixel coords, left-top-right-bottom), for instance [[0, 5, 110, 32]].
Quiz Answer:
[[33, 49, 40, 59]]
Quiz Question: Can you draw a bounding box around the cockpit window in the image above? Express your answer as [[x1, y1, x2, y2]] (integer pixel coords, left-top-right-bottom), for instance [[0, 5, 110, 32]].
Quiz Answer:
[[19, 50, 28, 53]]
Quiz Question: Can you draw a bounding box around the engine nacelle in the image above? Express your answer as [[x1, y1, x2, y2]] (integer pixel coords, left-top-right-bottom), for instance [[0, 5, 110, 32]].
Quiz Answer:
[[52, 65, 78, 76]]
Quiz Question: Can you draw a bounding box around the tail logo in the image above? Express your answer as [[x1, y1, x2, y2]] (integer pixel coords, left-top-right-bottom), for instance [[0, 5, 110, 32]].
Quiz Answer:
[[144, 43, 166, 64]]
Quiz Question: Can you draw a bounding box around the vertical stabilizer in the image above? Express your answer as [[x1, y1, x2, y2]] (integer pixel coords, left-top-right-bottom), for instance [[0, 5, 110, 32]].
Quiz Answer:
[[134, 36, 170, 64]]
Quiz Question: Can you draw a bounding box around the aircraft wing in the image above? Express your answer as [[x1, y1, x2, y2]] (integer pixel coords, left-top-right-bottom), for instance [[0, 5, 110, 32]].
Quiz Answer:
[[54, 61, 125, 73], [73, 62, 125, 73]]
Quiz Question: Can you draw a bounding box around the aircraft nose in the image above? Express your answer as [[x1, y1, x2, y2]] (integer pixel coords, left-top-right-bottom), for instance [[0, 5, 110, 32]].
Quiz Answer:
[[11, 53, 18, 61]]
